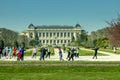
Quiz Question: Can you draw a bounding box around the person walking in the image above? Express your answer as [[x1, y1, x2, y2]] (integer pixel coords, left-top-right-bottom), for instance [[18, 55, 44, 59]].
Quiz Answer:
[[40, 47, 46, 61], [17, 50, 21, 61], [113, 47, 117, 53], [76, 48, 79, 58], [66, 48, 71, 59], [12, 47, 17, 58], [8, 47, 12, 59], [20, 47, 25, 61], [59, 47, 63, 61], [32, 46, 37, 59], [92, 47, 99, 59], [46, 47, 51, 59], [68, 48, 75, 61], [0, 47, 3, 59]]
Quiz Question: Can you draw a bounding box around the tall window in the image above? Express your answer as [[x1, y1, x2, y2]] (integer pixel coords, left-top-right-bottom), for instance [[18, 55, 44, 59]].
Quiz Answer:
[[46, 40, 49, 43], [50, 40, 52, 44], [57, 32, 59, 37], [30, 33, 33, 38], [64, 32, 66, 37], [43, 40, 45, 43], [68, 32, 70, 37], [68, 40, 70, 43], [54, 33, 56, 36], [46, 32, 48, 37], [39, 33, 41, 37], [61, 32, 63, 37], [50, 32, 52, 37], [61, 40, 63, 43], [43, 33, 45, 37], [39, 40, 41, 43], [64, 40, 66, 43], [57, 40, 59, 43], [71, 32, 73, 36], [54, 40, 56, 44]]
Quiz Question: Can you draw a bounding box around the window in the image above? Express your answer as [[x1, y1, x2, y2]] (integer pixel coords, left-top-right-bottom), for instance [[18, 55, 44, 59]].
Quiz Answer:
[[61, 40, 63, 43], [43, 40, 45, 43], [50, 32, 52, 37], [30, 33, 33, 38], [50, 40, 52, 44], [68, 40, 70, 43], [71, 32, 73, 36], [61, 32, 63, 37], [64, 40, 66, 43], [39, 33, 41, 37], [46, 40, 49, 43], [57, 40, 59, 43], [46, 32, 48, 37], [68, 32, 70, 37], [54, 33, 56, 36], [39, 40, 41, 43], [64, 32, 66, 37], [57, 32, 59, 37], [54, 40, 56, 44], [43, 33, 45, 37]]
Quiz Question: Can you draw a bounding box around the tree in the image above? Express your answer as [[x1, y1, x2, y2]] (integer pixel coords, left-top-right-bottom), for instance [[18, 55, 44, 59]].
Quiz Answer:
[[14, 41, 19, 49], [96, 38, 109, 48], [0, 40, 4, 48], [17, 35, 29, 48], [29, 39, 39, 46], [21, 42, 25, 48], [76, 31, 88, 46], [107, 14, 120, 47], [0, 28, 18, 46], [71, 35, 75, 42], [35, 32, 39, 41]]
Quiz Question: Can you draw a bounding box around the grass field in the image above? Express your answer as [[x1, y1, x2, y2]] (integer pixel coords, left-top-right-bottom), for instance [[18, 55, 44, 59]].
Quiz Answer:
[[0, 61, 120, 80]]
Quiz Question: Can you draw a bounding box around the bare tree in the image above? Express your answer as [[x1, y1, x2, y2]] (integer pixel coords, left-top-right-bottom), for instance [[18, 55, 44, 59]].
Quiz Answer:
[[107, 14, 120, 47]]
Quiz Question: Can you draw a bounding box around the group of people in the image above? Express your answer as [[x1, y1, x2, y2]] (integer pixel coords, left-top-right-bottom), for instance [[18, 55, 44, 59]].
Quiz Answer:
[[39, 47, 51, 61], [0, 45, 100, 61], [58, 47, 80, 61], [0, 46, 25, 61]]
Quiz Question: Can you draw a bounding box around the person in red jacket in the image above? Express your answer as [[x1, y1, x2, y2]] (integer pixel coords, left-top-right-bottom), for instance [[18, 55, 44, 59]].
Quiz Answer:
[[17, 50, 21, 61]]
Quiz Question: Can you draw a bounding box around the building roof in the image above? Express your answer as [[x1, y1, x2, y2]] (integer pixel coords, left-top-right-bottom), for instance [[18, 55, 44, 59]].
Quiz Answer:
[[28, 24, 82, 30], [28, 23, 35, 29], [35, 25, 75, 29]]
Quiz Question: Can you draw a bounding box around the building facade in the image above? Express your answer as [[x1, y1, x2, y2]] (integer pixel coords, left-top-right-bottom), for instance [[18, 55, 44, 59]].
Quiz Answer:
[[24, 24, 84, 45]]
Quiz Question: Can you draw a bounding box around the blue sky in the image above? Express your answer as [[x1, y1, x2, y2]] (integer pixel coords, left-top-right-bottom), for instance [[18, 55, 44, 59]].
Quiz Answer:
[[0, 0, 120, 33]]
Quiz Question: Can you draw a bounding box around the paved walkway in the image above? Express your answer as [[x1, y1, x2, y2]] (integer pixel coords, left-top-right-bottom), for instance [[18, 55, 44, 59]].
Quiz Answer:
[[0, 48, 120, 61]]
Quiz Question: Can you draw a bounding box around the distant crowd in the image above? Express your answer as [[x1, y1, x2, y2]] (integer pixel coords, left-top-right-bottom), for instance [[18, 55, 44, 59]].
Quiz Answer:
[[0, 47, 25, 61], [0, 46, 99, 61], [0, 46, 81, 61]]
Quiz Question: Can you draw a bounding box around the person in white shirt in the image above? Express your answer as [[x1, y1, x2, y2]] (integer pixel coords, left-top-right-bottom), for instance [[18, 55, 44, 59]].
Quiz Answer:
[[32, 47, 37, 58]]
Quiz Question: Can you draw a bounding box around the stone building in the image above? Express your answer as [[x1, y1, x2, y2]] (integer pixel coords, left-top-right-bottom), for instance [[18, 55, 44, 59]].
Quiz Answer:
[[24, 24, 84, 45]]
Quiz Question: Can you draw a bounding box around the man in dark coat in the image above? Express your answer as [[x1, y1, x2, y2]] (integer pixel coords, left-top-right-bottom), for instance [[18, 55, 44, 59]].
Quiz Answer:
[[40, 47, 46, 61], [92, 47, 99, 59], [68, 48, 75, 61], [0, 47, 3, 59]]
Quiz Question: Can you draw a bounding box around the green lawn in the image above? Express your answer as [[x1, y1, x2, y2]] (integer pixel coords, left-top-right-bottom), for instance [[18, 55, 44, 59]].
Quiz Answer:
[[0, 61, 120, 80]]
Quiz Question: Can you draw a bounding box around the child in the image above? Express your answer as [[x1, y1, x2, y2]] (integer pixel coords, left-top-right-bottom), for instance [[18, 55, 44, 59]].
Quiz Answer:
[[17, 51, 21, 61]]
